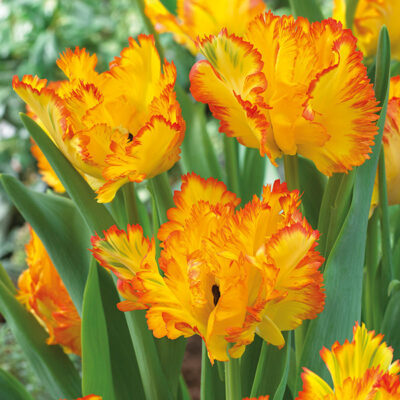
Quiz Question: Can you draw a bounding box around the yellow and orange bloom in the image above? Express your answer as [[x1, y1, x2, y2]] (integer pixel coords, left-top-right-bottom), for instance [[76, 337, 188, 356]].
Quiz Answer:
[[17, 227, 81, 355], [243, 397, 269, 400], [13, 36, 185, 202], [144, 0, 266, 54], [297, 323, 400, 399], [189, 12, 379, 176], [333, 0, 400, 60], [60, 396, 102, 400], [92, 173, 325, 362]]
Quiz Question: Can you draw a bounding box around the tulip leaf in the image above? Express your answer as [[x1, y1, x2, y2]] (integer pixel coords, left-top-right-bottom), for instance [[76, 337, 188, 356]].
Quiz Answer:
[[20, 113, 115, 234], [249, 332, 291, 400], [177, 86, 223, 181], [381, 289, 400, 360], [161, 0, 176, 14], [0, 368, 35, 400], [82, 261, 145, 400], [298, 26, 390, 387], [0, 174, 90, 315], [200, 344, 225, 400], [0, 262, 16, 294], [288, 0, 324, 22], [0, 281, 81, 398]]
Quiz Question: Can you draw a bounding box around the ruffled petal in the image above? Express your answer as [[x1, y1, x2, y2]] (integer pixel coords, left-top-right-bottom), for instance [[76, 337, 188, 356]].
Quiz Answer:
[[158, 172, 239, 241], [190, 32, 274, 157], [91, 224, 157, 279], [300, 33, 379, 175]]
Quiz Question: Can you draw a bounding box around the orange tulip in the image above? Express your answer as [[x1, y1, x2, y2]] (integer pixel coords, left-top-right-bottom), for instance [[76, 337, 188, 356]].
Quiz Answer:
[[333, 0, 400, 60], [190, 12, 379, 176], [17, 227, 81, 355], [13, 36, 185, 202], [297, 323, 400, 399], [92, 173, 324, 362], [145, 0, 266, 54]]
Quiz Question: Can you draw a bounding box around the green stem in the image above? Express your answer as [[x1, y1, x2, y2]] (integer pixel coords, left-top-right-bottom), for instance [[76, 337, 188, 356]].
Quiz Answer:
[[223, 136, 241, 197], [241, 148, 266, 204], [135, 0, 165, 59], [148, 172, 175, 225], [224, 355, 241, 400], [283, 154, 300, 191], [125, 311, 173, 400], [378, 149, 393, 282], [122, 183, 140, 225], [345, 0, 359, 29]]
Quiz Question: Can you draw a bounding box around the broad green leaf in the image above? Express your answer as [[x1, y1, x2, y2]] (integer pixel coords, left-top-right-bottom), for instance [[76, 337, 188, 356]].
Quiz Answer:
[[298, 26, 390, 387], [0, 281, 81, 398], [200, 344, 225, 400], [250, 332, 291, 400], [0, 174, 90, 314], [0, 368, 34, 400], [20, 114, 115, 234], [0, 262, 16, 294], [381, 288, 400, 360], [82, 262, 145, 400], [161, 0, 177, 14], [177, 86, 223, 181], [240, 336, 262, 396], [178, 376, 191, 400], [288, 0, 324, 22], [124, 311, 173, 400]]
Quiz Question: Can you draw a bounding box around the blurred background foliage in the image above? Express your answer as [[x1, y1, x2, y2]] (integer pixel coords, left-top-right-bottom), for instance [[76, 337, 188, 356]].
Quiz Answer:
[[0, 0, 332, 398]]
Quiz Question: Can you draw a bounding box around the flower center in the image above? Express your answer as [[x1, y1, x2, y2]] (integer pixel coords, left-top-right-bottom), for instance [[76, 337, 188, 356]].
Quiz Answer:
[[212, 284, 220, 306]]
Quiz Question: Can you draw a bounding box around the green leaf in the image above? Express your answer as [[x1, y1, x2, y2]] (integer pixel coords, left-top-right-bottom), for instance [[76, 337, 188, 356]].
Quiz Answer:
[[250, 332, 291, 400], [0, 174, 90, 314], [20, 113, 115, 234], [0, 281, 81, 398], [288, 0, 324, 22], [298, 26, 390, 386], [200, 344, 225, 400], [177, 86, 223, 181], [0, 262, 16, 294], [381, 289, 400, 360], [160, 0, 176, 14], [82, 261, 145, 400], [240, 336, 262, 396], [0, 368, 34, 400]]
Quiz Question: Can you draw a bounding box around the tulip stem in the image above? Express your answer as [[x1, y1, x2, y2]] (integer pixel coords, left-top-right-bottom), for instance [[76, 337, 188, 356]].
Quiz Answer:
[[225, 353, 241, 400], [148, 172, 175, 225], [224, 136, 241, 197], [122, 183, 140, 225], [283, 154, 300, 191]]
